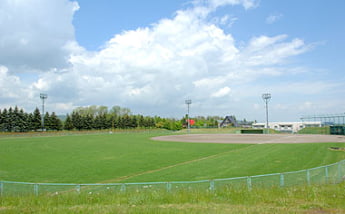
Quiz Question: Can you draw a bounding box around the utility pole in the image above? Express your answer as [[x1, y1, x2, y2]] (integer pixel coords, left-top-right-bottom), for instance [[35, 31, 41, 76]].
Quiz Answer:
[[262, 93, 271, 134], [40, 93, 48, 131], [185, 99, 192, 133]]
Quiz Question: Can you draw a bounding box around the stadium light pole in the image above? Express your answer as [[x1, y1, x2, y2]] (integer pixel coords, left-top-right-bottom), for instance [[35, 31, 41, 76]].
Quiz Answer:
[[262, 93, 271, 134], [40, 93, 48, 131], [185, 99, 192, 133]]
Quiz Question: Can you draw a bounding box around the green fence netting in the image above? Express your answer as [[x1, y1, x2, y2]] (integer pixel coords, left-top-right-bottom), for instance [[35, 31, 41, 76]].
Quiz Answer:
[[1, 160, 344, 196]]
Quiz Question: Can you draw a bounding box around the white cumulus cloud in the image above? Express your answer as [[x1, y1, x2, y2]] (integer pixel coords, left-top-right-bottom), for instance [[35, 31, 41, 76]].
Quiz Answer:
[[1, 0, 342, 121], [211, 87, 232, 98], [0, 0, 79, 72]]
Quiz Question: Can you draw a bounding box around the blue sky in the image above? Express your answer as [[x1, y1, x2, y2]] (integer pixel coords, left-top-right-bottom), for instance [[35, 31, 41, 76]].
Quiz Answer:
[[0, 0, 344, 122]]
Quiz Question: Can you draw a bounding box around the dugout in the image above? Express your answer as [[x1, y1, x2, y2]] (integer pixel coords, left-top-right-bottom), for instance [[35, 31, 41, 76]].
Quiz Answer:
[[240, 129, 264, 134], [330, 126, 345, 135]]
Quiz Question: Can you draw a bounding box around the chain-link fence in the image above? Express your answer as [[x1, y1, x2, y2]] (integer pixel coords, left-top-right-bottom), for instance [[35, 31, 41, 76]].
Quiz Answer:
[[1, 160, 344, 196]]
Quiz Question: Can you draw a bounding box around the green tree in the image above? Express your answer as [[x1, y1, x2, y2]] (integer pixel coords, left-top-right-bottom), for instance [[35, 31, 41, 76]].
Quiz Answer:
[[97, 106, 108, 116], [108, 114, 118, 129], [0, 109, 5, 131], [130, 115, 137, 128], [146, 117, 155, 127], [8, 107, 14, 131], [64, 114, 74, 130], [50, 112, 63, 131], [83, 114, 94, 130], [27, 113, 34, 131], [3, 108, 11, 131], [32, 108, 42, 130], [71, 112, 83, 130], [94, 114, 105, 129], [137, 115, 145, 127], [11, 106, 20, 132], [44, 112, 51, 130], [109, 105, 131, 116], [18, 108, 28, 132], [122, 115, 134, 128]]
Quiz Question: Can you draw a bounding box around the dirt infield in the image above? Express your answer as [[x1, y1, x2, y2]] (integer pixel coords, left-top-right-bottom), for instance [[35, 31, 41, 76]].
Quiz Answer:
[[152, 134, 345, 144]]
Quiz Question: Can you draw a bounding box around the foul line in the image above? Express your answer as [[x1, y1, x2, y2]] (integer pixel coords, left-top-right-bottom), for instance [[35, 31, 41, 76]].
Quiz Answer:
[[101, 144, 256, 183]]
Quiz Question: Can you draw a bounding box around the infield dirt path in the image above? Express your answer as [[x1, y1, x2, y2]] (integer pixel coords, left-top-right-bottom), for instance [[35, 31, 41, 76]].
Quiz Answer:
[[152, 134, 345, 144]]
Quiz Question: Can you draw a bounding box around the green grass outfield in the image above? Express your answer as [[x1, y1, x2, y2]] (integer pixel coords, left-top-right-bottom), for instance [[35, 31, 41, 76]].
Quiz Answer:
[[0, 129, 344, 184]]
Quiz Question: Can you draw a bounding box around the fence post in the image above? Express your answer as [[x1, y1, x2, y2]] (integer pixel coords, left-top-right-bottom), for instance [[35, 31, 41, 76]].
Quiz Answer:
[[120, 183, 126, 192], [76, 184, 81, 193], [209, 180, 215, 192], [325, 166, 329, 184], [247, 177, 252, 191], [338, 161, 342, 182], [166, 182, 171, 192], [0, 182, 3, 196], [306, 169, 311, 185], [34, 184, 39, 196], [280, 173, 285, 187]]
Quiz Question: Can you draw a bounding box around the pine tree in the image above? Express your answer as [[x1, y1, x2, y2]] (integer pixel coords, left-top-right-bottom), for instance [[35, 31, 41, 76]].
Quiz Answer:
[[32, 108, 42, 130], [19, 109, 29, 132], [118, 116, 124, 129], [2, 108, 10, 131], [130, 115, 137, 128], [108, 115, 118, 129], [0, 109, 3, 131], [71, 112, 83, 130], [11, 106, 20, 132], [138, 115, 145, 127], [44, 112, 51, 130], [7, 107, 14, 131], [50, 112, 62, 131], [83, 114, 94, 130], [64, 114, 74, 130], [26, 113, 32, 131], [97, 113, 107, 129], [16, 108, 27, 132], [94, 114, 102, 129]]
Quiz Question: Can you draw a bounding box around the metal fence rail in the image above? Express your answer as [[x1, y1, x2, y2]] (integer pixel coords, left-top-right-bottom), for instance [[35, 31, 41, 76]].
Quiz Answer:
[[1, 160, 344, 196]]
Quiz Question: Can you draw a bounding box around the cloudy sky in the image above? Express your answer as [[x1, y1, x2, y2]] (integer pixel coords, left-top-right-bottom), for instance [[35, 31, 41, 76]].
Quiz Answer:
[[0, 0, 344, 122]]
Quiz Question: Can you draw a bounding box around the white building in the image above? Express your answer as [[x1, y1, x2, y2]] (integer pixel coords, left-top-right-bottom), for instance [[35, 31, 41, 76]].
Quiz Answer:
[[252, 121, 322, 133]]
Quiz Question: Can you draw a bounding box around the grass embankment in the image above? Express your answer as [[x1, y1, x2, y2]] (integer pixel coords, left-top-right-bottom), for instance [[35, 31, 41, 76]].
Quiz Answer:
[[1, 183, 345, 213], [0, 130, 345, 183], [298, 127, 330, 135]]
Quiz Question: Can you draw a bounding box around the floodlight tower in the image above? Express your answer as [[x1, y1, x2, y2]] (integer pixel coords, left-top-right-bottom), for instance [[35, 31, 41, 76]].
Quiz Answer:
[[40, 93, 48, 131], [262, 93, 271, 134], [185, 99, 192, 133]]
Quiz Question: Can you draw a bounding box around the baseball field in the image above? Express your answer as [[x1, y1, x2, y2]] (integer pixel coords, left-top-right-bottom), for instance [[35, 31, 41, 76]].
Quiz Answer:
[[1, 129, 345, 213], [1, 130, 344, 183]]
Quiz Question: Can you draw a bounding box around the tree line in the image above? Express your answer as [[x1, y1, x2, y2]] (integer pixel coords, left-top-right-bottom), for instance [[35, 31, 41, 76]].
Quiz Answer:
[[0, 106, 62, 132], [64, 106, 156, 130], [0, 105, 222, 132]]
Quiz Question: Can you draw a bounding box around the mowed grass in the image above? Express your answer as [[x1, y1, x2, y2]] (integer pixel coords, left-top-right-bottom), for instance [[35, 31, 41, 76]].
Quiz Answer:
[[0, 130, 344, 184], [0, 131, 248, 183]]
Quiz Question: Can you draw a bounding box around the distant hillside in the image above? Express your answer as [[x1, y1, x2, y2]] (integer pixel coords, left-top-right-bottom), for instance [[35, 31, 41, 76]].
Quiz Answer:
[[57, 115, 67, 122]]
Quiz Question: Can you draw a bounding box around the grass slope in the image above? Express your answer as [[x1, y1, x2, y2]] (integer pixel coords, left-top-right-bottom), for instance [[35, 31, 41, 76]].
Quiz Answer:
[[1, 183, 345, 213], [297, 127, 330, 135], [0, 130, 344, 183]]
